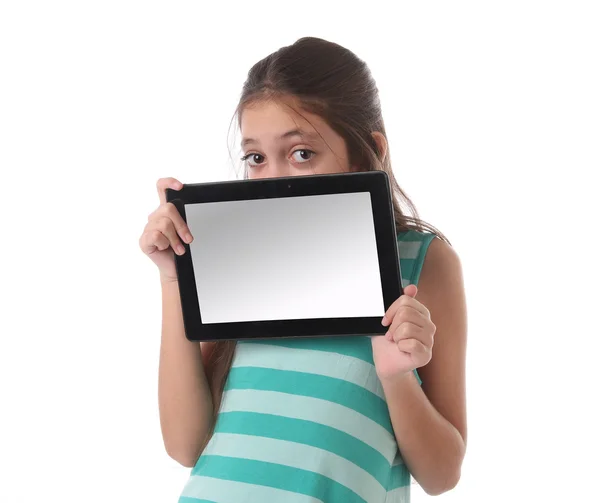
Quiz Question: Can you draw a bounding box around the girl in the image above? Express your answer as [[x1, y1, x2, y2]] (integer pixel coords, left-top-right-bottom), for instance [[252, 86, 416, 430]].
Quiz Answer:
[[139, 37, 467, 503]]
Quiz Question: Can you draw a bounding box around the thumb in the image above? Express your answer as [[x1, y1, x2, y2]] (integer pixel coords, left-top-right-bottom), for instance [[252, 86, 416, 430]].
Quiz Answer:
[[403, 284, 418, 297]]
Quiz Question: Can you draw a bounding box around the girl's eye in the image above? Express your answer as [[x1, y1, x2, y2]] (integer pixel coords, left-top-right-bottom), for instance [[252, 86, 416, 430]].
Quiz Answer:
[[291, 149, 315, 163], [241, 153, 265, 167]]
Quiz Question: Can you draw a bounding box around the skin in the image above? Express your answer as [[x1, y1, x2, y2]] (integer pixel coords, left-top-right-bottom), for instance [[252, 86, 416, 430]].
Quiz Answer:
[[140, 179, 213, 466], [139, 98, 468, 493], [240, 98, 355, 178]]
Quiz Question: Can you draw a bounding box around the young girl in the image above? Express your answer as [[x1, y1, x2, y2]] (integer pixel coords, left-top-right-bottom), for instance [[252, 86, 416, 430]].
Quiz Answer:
[[140, 37, 467, 503]]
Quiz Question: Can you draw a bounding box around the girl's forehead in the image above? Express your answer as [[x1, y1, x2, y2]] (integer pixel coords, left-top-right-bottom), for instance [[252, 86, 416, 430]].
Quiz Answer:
[[240, 100, 329, 142]]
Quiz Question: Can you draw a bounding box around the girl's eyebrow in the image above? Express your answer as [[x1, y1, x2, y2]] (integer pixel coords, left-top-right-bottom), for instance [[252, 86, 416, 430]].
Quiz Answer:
[[241, 129, 322, 147]]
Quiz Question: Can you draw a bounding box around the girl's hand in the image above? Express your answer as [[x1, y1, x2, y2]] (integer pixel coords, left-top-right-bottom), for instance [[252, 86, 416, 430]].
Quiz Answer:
[[371, 284, 436, 382], [139, 177, 194, 283]]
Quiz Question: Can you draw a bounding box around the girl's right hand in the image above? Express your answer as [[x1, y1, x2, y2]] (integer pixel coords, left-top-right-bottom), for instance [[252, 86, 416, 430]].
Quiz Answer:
[[139, 177, 194, 283]]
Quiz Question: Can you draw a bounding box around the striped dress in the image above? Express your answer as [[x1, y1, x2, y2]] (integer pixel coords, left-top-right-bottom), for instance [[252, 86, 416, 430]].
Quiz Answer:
[[179, 229, 437, 503]]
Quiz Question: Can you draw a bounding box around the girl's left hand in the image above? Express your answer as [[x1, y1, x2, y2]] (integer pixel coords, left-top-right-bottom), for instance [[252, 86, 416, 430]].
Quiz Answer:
[[371, 284, 436, 381]]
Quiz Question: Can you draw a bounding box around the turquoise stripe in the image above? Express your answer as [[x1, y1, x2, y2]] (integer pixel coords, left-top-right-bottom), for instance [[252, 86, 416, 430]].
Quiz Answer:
[[398, 229, 423, 241], [225, 367, 393, 434], [179, 498, 218, 503], [218, 389, 398, 461], [388, 462, 411, 489], [243, 336, 374, 364], [203, 432, 385, 501], [399, 258, 416, 285], [215, 411, 391, 486], [396, 230, 414, 242], [192, 455, 365, 503], [414, 369, 422, 385]]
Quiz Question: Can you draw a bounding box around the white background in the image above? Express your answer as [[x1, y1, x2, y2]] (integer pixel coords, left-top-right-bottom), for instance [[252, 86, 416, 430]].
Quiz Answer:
[[1, 1, 599, 502]]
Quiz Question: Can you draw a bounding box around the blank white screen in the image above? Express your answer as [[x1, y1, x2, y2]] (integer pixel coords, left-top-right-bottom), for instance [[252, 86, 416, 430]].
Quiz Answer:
[[185, 192, 384, 323]]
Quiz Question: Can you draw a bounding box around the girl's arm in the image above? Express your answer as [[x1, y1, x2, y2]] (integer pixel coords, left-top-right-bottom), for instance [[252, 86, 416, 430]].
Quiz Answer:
[[158, 279, 214, 467], [381, 238, 468, 495]]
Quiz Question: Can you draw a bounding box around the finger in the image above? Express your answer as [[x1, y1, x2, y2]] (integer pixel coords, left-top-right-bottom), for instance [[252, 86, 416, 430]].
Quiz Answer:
[[403, 284, 418, 298], [388, 321, 423, 343], [159, 202, 194, 244], [395, 338, 428, 357], [386, 308, 426, 339], [153, 216, 186, 255], [382, 297, 402, 327], [140, 229, 170, 255], [156, 177, 183, 205], [383, 295, 429, 327], [392, 324, 434, 351]]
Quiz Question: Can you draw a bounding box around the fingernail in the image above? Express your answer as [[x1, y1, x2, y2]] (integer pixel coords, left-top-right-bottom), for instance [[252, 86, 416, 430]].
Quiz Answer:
[[381, 316, 388, 326], [177, 244, 185, 255], [184, 233, 193, 243]]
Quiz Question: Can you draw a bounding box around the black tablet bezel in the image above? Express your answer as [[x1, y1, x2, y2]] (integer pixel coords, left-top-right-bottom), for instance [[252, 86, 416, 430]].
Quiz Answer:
[[166, 171, 404, 342]]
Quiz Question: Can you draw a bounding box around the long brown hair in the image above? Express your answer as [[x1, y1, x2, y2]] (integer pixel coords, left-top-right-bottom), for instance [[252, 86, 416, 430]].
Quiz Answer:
[[201, 36, 449, 454]]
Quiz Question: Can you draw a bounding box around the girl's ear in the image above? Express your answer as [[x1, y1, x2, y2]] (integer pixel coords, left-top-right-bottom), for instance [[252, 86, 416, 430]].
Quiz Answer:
[[371, 131, 388, 163]]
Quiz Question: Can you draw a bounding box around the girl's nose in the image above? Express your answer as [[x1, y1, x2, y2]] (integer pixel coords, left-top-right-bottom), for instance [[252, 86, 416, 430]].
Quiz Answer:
[[263, 159, 292, 179]]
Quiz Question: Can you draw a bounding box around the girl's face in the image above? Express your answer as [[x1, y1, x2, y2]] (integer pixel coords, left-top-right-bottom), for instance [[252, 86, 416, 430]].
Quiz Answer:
[[240, 99, 353, 179]]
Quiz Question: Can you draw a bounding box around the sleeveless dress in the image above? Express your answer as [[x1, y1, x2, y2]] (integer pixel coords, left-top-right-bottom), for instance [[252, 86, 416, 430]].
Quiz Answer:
[[179, 229, 437, 503]]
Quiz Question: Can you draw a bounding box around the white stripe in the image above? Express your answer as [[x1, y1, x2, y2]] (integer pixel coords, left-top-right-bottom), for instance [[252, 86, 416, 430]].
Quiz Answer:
[[232, 343, 385, 399], [384, 485, 410, 503], [220, 389, 397, 463], [397, 241, 421, 260], [181, 475, 323, 503], [203, 432, 386, 502]]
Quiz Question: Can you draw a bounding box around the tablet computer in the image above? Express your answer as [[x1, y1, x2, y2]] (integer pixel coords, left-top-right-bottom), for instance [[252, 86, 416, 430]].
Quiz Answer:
[[165, 171, 404, 342]]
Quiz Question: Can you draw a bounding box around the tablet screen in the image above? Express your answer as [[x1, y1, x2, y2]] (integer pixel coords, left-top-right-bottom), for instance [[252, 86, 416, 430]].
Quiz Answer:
[[184, 192, 384, 324]]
